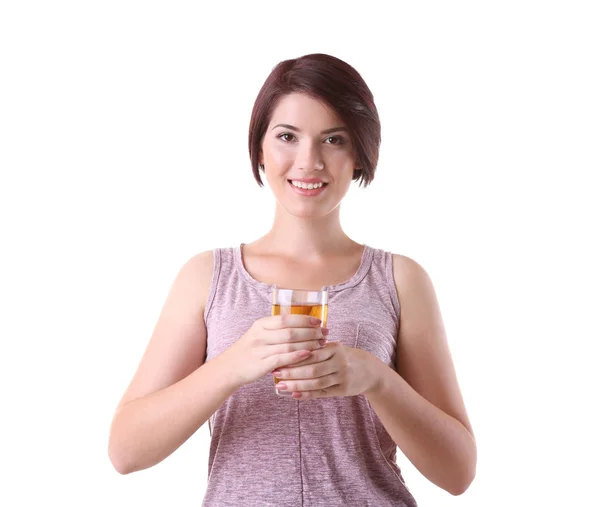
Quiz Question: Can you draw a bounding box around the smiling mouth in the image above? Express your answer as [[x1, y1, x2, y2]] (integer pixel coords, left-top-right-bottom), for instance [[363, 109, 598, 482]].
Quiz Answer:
[[287, 180, 329, 190], [287, 179, 329, 196]]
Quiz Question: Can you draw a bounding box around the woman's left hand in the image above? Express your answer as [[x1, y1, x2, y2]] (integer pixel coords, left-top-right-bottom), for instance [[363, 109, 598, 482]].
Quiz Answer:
[[271, 342, 380, 400]]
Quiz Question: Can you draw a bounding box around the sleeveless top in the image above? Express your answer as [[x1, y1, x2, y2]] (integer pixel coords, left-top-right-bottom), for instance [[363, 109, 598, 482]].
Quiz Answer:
[[201, 244, 418, 507]]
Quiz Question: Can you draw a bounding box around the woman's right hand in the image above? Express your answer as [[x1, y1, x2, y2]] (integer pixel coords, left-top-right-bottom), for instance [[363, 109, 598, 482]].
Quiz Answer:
[[223, 314, 328, 387]]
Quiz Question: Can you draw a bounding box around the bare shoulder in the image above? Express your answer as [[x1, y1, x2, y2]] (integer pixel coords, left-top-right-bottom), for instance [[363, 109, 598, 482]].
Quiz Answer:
[[390, 252, 445, 354], [391, 252, 474, 436], [179, 249, 215, 309], [113, 250, 215, 412], [391, 253, 435, 302], [162, 249, 215, 318], [391, 253, 441, 334], [186, 249, 214, 270]]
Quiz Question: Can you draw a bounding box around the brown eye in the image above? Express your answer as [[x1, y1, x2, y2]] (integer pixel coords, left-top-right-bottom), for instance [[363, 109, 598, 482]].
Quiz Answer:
[[325, 136, 344, 145], [279, 133, 295, 142]]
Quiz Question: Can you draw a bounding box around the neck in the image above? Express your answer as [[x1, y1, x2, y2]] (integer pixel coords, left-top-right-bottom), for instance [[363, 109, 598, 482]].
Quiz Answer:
[[258, 203, 357, 260]]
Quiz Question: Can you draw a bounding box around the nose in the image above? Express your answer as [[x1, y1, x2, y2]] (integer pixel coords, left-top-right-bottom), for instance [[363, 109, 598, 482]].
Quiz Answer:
[[296, 140, 325, 171]]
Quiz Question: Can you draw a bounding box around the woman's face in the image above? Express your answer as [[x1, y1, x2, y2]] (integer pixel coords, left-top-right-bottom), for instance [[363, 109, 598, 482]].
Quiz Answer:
[[260, 92, 358, 218]]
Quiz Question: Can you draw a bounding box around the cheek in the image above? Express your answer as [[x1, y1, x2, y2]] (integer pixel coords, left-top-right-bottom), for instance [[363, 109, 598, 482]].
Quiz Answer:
[[326, 151, 357, 179], [264, 142, 294, 168], [342, 147, 357, 163], [323, 146, 355, 166]]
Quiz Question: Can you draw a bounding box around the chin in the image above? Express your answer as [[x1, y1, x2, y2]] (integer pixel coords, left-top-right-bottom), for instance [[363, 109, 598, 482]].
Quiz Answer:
[[280, 200, 339, 219], [268, 180, 344, 218]]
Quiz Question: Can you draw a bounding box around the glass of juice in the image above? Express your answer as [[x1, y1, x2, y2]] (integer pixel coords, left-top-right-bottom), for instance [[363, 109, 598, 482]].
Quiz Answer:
[[271, 285, 328, 396]]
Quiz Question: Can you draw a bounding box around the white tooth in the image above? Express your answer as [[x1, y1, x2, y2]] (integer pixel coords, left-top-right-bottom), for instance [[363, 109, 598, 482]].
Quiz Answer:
[[291, 180, 324, 190]]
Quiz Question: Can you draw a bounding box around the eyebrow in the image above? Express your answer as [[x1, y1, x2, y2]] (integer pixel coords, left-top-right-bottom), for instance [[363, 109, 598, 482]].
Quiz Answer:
[[272, 123, 348, 135]]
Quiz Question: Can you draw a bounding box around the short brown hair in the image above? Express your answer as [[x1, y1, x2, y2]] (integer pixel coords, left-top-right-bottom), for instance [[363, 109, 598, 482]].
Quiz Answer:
[[248, 53, 381, 188]]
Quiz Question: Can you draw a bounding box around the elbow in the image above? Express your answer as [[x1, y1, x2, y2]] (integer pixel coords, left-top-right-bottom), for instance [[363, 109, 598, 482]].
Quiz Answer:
[[111, 460, 132, 476], [446, 436, 477, 496], [108, 431, 157, 475], [108, 408, 140, 475], [448, 472, 475, 496], [108, 424, 138, 475], [108, 440, 134, 475], [448, 450, 477, 496], [110, 457, 133, 476]]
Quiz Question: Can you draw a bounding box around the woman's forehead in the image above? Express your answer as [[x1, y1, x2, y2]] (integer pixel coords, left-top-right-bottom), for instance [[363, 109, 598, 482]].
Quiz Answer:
[[269, 93, 343, 128]]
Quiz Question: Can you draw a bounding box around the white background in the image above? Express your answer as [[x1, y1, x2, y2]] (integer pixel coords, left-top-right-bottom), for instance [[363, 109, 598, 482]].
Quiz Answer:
[[1, 1, 598, 505]]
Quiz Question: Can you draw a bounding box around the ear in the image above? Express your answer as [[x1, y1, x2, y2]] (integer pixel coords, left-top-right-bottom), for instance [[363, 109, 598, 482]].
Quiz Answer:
[[354, 152, 362, 171]]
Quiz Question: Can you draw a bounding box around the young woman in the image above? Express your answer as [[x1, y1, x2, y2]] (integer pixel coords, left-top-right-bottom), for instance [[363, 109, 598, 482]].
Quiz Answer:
[[109, 53, 477, 506]]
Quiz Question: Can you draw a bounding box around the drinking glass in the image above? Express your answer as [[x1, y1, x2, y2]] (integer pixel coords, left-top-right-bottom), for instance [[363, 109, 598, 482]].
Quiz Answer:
[[271, 285, 328, 396]]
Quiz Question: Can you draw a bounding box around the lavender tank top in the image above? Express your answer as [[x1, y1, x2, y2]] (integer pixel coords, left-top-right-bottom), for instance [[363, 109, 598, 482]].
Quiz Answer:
[[201, 244, 418, 507]]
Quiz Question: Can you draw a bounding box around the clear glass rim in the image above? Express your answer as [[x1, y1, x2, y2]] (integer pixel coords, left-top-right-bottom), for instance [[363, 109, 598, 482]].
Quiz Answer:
[[271, 284, 328, 304]]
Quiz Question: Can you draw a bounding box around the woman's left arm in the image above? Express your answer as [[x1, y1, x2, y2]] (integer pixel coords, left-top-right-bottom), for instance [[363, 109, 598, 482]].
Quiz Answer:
[[364, 254, 477, 496]]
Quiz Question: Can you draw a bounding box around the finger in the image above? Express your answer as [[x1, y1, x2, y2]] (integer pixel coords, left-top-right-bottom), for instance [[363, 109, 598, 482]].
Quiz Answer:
[[268, 338, 325, 357], [265, 326, 326, 345], [277, 342, 335, 367], [263, 314, 322, 330], [270, 349, 313, 371], [277, 373, 339, 394], [293, 384, 343, 400], [274, 361, 331, 380]]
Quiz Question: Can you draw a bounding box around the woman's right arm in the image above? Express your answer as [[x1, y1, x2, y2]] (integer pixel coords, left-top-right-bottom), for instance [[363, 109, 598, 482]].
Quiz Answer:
[[108, 250, 240, 475]]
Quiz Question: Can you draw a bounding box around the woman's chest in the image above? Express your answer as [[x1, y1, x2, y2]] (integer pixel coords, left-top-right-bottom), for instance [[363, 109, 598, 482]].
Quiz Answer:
[[243, 256, 361, 291]]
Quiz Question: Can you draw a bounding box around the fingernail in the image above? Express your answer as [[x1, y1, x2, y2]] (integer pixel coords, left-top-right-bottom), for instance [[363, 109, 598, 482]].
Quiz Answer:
[[271, 371, 282, 376], [318, 339, 327, 346], [276, 383, 287, 390], [321, 328, 329, 335], [311, 317, 322, 325]]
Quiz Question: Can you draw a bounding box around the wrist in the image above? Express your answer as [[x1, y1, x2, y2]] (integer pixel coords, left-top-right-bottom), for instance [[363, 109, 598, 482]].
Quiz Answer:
[[216, 349, 245, 391], [364, 352, 386, 396]]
